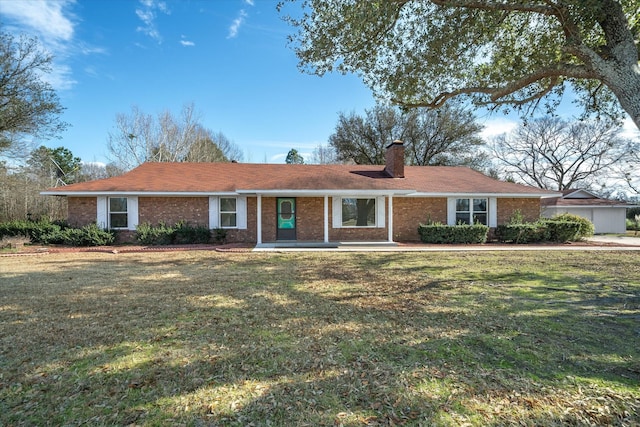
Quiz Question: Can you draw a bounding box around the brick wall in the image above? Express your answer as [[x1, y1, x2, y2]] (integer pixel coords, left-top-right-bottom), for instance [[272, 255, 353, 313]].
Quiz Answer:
[[393, 197, 447, 242], [224, 197, 257, 243], [138, 197, 209, 226], [296, 198, 325, 240], [497, 198, 541, 224], [67, 197, 96, 227], [65, 195, 544, 244], [261, 197, 276, 242]]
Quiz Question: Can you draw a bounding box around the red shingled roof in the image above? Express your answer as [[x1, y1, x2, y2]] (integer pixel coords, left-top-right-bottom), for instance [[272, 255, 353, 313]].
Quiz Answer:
[[43, 162, 554, 195]]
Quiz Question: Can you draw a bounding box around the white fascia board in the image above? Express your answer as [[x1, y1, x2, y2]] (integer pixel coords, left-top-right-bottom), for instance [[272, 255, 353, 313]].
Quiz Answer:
[[39, 191, 240, 197], [406, 192, 561, 198], [236, 189, 415, 197], [559, 204, 636, 209]]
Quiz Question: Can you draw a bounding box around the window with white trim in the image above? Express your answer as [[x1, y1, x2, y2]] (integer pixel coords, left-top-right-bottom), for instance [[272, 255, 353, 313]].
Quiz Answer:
[[109, 197, 128, 228], [456, 198, 487, 225], [219, 197, 237, 228], [341, 198, 376, 227]]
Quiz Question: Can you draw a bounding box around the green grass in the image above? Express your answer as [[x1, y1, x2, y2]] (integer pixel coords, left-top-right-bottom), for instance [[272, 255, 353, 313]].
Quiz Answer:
[[1, 250, 639, 426]]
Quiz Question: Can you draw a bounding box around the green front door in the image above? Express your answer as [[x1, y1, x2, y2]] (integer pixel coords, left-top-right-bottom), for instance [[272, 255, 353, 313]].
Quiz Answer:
[[277, 198, 296, 240]]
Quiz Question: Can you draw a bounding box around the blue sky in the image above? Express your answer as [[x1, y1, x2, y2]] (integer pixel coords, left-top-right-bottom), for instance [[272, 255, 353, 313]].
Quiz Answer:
[[0, 0, 379, 164], [1, 0, 638, 166]]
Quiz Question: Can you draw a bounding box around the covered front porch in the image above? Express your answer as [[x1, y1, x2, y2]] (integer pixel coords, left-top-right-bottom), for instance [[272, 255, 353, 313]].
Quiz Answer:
[[243, 191, 412, 246]]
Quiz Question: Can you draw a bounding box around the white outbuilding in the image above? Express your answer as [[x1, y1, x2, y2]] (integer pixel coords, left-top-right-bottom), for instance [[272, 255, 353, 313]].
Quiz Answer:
[[541, 189, 636, 234]]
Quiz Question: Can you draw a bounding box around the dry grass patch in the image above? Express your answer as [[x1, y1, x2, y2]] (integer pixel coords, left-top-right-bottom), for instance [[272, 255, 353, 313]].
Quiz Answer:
[[1, 250, 639, 426]]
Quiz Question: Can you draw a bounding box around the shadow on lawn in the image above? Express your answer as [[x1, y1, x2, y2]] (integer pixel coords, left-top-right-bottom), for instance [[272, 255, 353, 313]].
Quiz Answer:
[[1, 252, 639, 425]]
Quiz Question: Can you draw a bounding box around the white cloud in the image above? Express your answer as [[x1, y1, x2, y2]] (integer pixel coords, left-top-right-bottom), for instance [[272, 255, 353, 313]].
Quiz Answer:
[[0, 0, 83, 91], [479, 117, 518, 139], [228, 9, 248, 39], [0, 0, 75, 42], [135, 0, 170, 43], [244, 0, 255, 5], [180, 36, 195, 47], [46, 64, 77, 91]]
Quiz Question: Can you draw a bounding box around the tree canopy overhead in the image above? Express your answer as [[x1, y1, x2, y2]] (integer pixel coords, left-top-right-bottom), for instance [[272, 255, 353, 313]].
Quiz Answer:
[[0, 32, 68, 154], [280, 0, 640, 129]]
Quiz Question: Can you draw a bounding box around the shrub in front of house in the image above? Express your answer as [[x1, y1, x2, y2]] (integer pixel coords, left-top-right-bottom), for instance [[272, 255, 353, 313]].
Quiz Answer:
[[135, 222, 175, 245], [0, 219, 65, 243], [0, 220, 114, 246], [418, 224, 489, 244], [496, 218, 585, 244], [539, 219, 582, 242], [174, 221, 211, 244], [52, 224, 115, 246], [494, 223, 548, 243], [135, 222, 212, 245], [548, 213, 594, 239]]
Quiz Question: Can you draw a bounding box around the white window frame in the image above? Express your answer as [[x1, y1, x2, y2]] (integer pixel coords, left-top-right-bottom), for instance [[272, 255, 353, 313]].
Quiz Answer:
[[209, 196, 247, 229], [97, 196, 138, 230], [453, 197, 488, 225], [332, 196, 385, 228], [219, 197, 237, 228], [109, 197, 129, 229]]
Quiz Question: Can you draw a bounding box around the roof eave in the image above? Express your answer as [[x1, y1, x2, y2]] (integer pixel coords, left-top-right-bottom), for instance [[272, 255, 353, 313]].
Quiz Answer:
[[40, 191, 240, 197], [409, 192, 560, 198]]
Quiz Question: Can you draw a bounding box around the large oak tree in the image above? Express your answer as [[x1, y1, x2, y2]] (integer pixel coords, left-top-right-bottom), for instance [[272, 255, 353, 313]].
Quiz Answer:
[[280, 0, 640, 129], [329, 103, 487, 168]]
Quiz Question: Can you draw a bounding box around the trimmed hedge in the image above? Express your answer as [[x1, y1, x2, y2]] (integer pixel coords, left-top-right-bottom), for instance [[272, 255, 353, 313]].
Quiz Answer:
[[135, 222, 175, 245], [135, 221, 212, 245], [0, 220, 64, 242], [418, 224, 489, 244], [494, 223, 547, 244], [0, 220, 115, 246], [548, 213, 594, 238], [496, 220, 582, 244]]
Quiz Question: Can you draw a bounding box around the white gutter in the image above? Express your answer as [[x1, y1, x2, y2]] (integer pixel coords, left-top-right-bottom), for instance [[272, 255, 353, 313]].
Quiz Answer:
[[40, 191, 241, 196], [236, 189, 416, 196], [41, 189, 561, 198], [407, 192, 561, 198], [546, 204, 639, 208]]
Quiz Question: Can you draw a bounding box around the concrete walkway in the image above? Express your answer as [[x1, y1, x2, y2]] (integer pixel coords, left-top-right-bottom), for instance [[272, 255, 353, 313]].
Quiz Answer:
[[253, 239, 640, 252], [586, 234, 640, 246]]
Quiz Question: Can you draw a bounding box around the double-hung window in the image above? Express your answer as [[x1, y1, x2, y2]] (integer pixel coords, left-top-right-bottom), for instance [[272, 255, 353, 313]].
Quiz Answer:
[[209, 196, 246, 229], [456, 198, 487, 225], [219, 197, 237, 228], [109, 197, 128, 228]]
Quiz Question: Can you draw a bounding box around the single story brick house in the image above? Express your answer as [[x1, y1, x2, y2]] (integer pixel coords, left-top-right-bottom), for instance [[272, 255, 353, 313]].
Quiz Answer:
[[42, 142, 558, 245], [541, 189, 637, 234]]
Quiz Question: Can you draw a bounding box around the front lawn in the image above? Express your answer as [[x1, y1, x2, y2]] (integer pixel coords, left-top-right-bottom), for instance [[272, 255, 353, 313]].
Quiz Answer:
[[1, 251, 638, 426]]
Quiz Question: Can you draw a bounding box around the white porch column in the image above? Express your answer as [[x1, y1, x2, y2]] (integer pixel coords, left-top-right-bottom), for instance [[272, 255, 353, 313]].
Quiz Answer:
[[256, 195, 262, 245], [324, 195, 329, 243], [387, 195, 394, 242]]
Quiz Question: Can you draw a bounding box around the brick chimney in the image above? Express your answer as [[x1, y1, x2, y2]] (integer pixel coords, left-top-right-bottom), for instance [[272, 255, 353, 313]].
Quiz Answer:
[[384, 139, 405, 178]]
